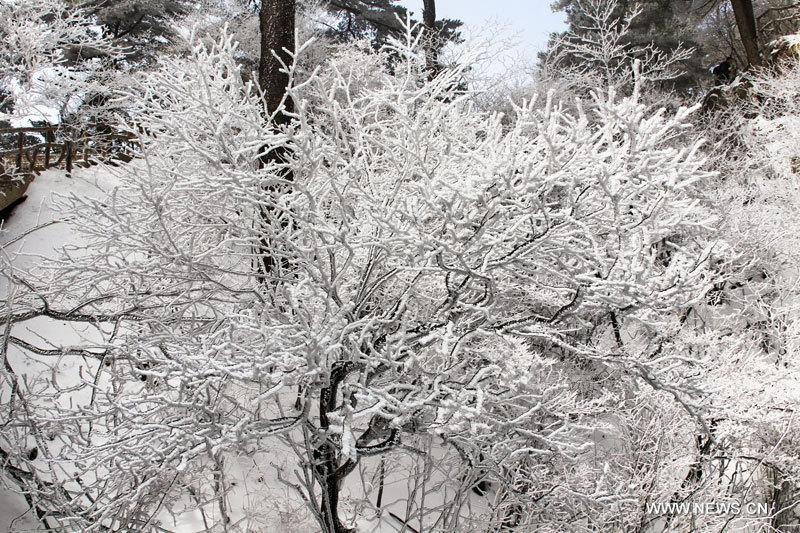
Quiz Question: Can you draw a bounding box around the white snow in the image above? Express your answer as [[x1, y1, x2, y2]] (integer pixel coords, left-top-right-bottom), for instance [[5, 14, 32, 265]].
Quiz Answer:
[[1, 166, 115, 532]]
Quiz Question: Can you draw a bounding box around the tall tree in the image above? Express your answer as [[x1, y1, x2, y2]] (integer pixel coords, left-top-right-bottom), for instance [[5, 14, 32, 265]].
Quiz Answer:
[[322, 0, 461, 50], [730, 0, 762, 65], [543, 0, 696, 97], [79, 0, 191, 64], [259, 0, 296, 121], [547, 0, 706, 91], [257, 0, 296, 278], [422, 0, 438, 75], [323, 0, 406, 44]]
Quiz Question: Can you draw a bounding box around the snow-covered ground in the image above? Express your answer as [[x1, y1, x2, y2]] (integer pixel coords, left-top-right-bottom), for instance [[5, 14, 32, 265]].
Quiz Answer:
[[0, 167, 112, 532], [0, 486, 39, 532]]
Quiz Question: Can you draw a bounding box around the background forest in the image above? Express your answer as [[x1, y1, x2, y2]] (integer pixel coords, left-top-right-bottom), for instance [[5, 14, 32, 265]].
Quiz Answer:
[[1, 0, 800, 531]]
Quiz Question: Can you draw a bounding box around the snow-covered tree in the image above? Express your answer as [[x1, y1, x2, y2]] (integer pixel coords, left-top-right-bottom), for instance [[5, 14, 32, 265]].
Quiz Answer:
[[0, 0, 122, 127], [624, 34, 800, 531], [541, 0, 694, 98], [0, 19, 729, 531], [82, 0, 191, 63]]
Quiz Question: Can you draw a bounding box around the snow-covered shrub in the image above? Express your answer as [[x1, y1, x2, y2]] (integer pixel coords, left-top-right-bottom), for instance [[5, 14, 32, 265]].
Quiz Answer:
[[0, 0, 121, 126], [677, 46, 800, 533], [1, 21, 726, 532]]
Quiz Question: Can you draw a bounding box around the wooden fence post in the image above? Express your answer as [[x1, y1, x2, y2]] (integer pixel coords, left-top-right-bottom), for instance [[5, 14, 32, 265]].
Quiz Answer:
[[44, 128, 55, 169], [65, 140, 73, 176], [16, 131, 23, 172], [82, 131, 89, 166]]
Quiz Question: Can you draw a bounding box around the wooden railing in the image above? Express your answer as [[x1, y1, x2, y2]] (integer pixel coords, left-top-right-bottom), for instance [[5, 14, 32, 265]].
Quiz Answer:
[[0, 126, 136, 216], [0, 126, 136, 176]]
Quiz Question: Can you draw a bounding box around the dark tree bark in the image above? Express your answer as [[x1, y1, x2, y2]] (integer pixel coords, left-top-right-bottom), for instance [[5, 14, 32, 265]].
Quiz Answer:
[[314, 362, 355, 533], [316, 443, 349, 533], [309, 361, 399, 532], [422, 0, 438, 75], [422, 0, 436, 28], [259, 0, 296, 122], [257, 0, 296, 279], [770, 470, 799, 531], [422, 0, 438, 77], [730, 0, 761, 66]]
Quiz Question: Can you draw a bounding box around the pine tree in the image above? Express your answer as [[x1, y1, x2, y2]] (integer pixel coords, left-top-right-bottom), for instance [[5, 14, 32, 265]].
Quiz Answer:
[[730, 0, 761, 65], [259, 0, 296, 120], [323, 0, 461, 50], [79, 0, 191, 63], [548, 0, 707, 90], [423, 0, 439, 75]]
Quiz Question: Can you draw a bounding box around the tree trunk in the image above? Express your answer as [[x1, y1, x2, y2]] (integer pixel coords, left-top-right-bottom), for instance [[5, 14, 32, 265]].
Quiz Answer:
[[258, 0, 296, 121], [422, 0, 438, 77], [730, 0, 761, 66], [317, 443, 349, 533], [257, 0, 296, 279], [769, 468, 799, 531], [313, 362, 354, 533]]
